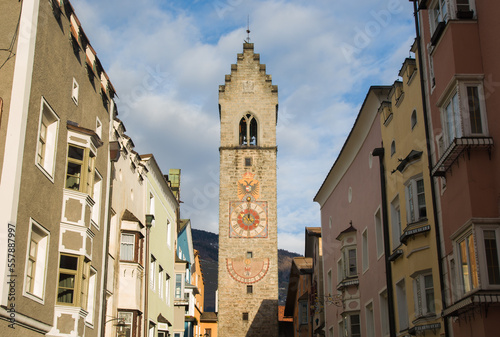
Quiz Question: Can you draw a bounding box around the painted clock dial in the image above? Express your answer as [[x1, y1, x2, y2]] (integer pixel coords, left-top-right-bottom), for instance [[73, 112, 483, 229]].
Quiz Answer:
[[229, 201, 268, 238]]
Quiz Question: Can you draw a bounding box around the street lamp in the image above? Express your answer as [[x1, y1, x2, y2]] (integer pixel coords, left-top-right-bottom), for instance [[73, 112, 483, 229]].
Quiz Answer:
[[105, 317, 127, 337]]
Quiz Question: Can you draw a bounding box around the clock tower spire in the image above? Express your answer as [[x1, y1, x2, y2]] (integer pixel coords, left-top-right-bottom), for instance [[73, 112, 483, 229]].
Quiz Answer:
[[217, 42, 279, 337]]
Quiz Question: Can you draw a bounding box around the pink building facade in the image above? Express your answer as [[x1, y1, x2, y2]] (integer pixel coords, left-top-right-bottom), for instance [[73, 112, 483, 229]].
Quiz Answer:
[[417, 0, 500, 335], [315, 87, 391, 337]]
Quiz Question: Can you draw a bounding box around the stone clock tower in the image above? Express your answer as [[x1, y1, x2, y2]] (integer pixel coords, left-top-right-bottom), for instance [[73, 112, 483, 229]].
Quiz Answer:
[[218, 43, 279, 337]]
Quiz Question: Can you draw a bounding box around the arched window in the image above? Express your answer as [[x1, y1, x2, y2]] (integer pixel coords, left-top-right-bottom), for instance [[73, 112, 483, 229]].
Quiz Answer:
[[239, 114, 258, 146]]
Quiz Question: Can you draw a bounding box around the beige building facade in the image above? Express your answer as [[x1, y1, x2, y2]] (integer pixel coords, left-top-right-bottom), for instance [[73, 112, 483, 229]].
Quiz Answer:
[[217, 42, 279, 337]]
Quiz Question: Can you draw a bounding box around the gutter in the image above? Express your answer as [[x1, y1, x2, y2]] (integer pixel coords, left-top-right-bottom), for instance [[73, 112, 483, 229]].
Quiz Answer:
[[372, 147, 397, 337]]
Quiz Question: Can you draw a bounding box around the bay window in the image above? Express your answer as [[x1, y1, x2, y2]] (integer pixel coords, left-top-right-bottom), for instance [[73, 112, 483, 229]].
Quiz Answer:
[[57, 253, 90, 307], [441, 81, 488, 148], [429, 0, 448, 34], [412, 272, 435, 318], [458, 232, 479, 293], [120, 232, 142, 264]]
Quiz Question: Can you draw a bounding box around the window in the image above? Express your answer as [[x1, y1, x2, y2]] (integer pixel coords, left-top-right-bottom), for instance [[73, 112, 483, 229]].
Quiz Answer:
[[65, 144, 95, 194], [346, 313, 361, 337], [379, 290, 390, 336], [375, 209, 384, 258], [91, 170, 102, 228], [245, 157, 252, 166], [338, 320, 344, 337], [483, 230, 500, 285], [458, 232, 479, 293], [86, 268, 97, 325], [441, 82, 488, 148], [205, 328, 212, 337], [327, 269, 333, 295], [167, 220, 172, 248], [120, 232, 142, 262], [365, 302, 375, 337], [175, 274, 183, 299], [72, 78, 79, 105], [455, 0, 475, 18], [337, 259, 343, 284], [413, 272, 435, 318], [24, 220, 50, 301], [239, 113, 258, 146], [57, 253, 89, 307], [328, 326, 334, 337], [148, 321, 155, 337], [242, 312, 249, 321], [390, 140, 396, 157], [299, 300, 308, 325], [344, 248, 357, 278], [247, 251, 253, 259], [396, 279, 409, 331], [429, 0, 448, 34], [150, 255, 156, 290], [95, 118, 102, 139], [247, 285, 253, 294], [159, 266, 164, 299], [411, 110, 417, 129], [405, 177, 426, 223], [36, 98, 59, 178], [118, 311, 133, 337], [165, 274, 171, 305], [391, 196, 402, 249], [362, 229, 369, 272]]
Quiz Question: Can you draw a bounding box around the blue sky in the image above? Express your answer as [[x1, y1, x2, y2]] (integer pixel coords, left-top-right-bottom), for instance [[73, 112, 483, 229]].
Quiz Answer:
[[73, 0, 416, 254]]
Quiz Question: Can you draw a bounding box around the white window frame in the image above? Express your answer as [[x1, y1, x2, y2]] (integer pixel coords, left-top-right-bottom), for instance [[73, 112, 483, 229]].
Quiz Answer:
[[118, 311, 134, 337], [91, 169, 102, 229], [362, 229, 369, 273], [379, 289, 390, 337], [72, 78, 79, 105], [412, 271, 435, 318], [337, 258, 343, 284], [440, 81, 489, 148], [95, 117, 102, 139], [85, 267, 97, 326], [23, 219, 50, 303], [36, 97, 59, 180], [150, 255, 156, 290], [429, 0, 449, 34], [175, 273, 184, 299], [375, 209, 384, 258], [327, 269, 333, 295], [158, 266, 164, 299], [405, 176, 427, 224], [342, 246, 357, 278], [345, 313, 361, 337], [452, 224, 500, 298], [396, 279, 409, 331], [391, 196, 402, 249], [165, 274, 171, 305], [365, 302, 375, 337]]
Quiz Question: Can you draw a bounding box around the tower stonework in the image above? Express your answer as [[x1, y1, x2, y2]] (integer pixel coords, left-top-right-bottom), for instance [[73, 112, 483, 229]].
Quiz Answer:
[[218, 43, 279, 337]]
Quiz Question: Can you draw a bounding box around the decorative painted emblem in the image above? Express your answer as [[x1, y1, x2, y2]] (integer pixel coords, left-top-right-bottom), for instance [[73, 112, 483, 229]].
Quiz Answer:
[[237, 172, 259, 201], [229, 200, 268, 238], [227, 257, 269, 284]]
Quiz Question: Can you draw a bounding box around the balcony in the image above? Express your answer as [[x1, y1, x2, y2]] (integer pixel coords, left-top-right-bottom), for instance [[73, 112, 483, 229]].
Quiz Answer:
[[432, 137, 494, 176]]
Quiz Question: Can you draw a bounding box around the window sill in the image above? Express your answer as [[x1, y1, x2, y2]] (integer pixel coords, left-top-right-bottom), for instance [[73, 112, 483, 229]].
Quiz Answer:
[[411, 313, 437, 325]]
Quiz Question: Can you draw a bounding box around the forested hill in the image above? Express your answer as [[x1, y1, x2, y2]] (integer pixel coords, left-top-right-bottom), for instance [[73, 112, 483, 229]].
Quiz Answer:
[[191, 228, 300, 311]]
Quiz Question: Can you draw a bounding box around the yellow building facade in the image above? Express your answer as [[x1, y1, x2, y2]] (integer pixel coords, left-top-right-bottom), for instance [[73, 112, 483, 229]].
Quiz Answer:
[[379, 43, 445, 335]]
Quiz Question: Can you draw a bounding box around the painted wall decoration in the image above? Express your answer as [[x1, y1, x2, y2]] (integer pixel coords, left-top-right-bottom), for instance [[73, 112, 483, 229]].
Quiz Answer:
[[226, 257, 270, 284], [229, 200, 268, 238], [237, 172, 260, 201]]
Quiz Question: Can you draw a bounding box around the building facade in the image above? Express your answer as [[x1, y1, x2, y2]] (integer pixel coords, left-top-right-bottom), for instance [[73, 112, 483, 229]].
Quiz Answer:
[[304, 227, 324, 337], [416, 0, 500, 335], [217, 42, 279, 337], [378, 45, 445, 336], [0, 1, 115, 336], [314, 87, 391, 337]]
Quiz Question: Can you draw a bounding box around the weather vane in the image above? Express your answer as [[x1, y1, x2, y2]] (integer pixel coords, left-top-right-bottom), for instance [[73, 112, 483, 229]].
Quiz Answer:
[[245, 15, 251, 43]]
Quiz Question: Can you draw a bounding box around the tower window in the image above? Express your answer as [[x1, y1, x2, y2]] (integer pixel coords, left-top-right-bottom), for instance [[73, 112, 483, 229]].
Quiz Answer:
[[239, 113, 258, 146], [242, 312, 249, 321], [245, 157, 252, 167], [246, 251, 253, 259], [247, 285, 253, 294]]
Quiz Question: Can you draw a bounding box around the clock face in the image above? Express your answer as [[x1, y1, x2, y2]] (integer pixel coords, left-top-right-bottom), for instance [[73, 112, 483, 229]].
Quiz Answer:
[[229, 201, 268, 238]]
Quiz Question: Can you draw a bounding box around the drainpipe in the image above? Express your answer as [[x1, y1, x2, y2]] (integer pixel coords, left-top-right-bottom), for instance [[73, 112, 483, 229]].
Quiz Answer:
[[410, 2, 449, 336], [145, 215, 155, 337], [372, 147, 396, 337]]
